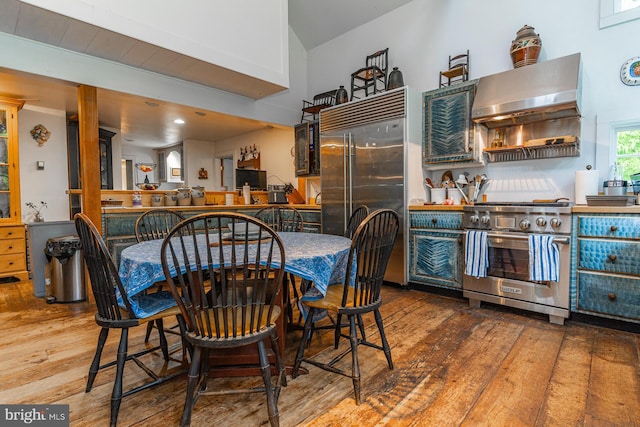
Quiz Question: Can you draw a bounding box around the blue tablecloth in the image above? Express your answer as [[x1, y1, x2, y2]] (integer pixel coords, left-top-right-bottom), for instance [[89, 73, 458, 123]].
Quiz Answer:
[[119, 232, 352, 317]]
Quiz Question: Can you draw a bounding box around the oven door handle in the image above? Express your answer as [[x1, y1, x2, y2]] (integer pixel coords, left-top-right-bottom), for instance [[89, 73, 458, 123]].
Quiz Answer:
[[485, 233, 570, 245]]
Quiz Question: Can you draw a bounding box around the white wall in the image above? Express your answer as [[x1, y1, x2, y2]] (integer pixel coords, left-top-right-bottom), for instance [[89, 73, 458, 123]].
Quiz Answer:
[[22, 0, 290, 88], [305, 0, 640, 202], [213, 126, 296, 190], [18, 106, 69, 222]]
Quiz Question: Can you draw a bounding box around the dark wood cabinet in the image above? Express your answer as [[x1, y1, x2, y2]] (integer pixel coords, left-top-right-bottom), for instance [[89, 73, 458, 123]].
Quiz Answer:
[[67, 121, 116, 217], [294, 121, 320, 176]]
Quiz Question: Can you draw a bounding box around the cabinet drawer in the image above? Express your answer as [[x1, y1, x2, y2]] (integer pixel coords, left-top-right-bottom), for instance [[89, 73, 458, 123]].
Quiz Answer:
[[0, 253, 26, 273], [577, 216, 640, 239], [0, 238, 25, 254], [0, 225, 24, 240], [410, 212, 462, 230], [577, 271, 640, 320], [578, 238, 640, 276]]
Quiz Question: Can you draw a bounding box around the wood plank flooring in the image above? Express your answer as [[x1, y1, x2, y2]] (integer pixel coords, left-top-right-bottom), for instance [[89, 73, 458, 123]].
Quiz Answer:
[[1, 280, 639, 426]]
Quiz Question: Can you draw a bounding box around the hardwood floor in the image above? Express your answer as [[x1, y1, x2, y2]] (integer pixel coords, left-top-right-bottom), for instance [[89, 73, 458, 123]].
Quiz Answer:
[[1, 280, 639, 426]]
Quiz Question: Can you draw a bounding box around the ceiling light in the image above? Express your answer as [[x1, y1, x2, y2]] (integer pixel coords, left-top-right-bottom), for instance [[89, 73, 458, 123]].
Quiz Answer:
[[174, 119, 185, 124], [145, 101, 159, 107]]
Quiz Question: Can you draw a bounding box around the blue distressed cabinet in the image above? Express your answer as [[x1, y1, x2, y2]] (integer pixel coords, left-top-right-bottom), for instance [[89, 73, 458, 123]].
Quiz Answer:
[[571, 212, 640, 323], [408, 210, 463, 290]]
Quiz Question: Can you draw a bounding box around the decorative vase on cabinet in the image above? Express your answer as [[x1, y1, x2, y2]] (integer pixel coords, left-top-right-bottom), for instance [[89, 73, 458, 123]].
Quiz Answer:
[[510, 25, 541, 68]]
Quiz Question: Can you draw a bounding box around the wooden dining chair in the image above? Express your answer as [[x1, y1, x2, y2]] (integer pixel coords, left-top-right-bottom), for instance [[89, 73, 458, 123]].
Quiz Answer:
[[345, 205, 369, 238], [160, 212, 287, 427], [74, 213, 186, 427], [135, 209, 186, 342], [292, 209, 399, 405], [135, 209, 185, 242], [255, 205, 306, 326]]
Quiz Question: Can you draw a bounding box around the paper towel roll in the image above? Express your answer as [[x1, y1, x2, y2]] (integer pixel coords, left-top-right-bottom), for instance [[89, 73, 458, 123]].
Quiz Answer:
[[575, 169, 599, 204]]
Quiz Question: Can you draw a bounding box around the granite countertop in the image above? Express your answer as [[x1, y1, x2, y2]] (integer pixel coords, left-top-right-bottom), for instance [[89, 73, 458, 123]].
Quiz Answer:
[[408, 204, 640, 213]]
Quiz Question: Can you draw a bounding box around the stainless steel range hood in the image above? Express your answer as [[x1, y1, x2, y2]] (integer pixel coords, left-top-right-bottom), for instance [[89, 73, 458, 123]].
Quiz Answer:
[[472, 53, 581, 128]]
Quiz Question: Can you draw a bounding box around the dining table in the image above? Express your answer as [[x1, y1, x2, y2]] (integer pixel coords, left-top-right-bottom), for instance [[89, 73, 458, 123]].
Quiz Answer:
[[118, 231, 353, 376]]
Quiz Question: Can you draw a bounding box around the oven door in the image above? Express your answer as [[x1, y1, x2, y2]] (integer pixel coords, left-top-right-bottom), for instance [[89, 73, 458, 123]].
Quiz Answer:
[[462, 232, 571, 310]]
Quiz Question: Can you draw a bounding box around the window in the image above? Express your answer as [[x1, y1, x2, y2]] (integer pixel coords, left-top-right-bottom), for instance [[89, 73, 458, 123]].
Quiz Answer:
[[600, 0, 640, 28], [614, 125, 640, 181]]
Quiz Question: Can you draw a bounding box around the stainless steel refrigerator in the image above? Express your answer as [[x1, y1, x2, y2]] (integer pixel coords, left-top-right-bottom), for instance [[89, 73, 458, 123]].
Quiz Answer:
[[319, 87, 421, 286]]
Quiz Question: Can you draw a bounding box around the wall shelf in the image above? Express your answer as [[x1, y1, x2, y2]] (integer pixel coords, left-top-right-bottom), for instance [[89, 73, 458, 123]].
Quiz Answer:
[[483, 140, 580, 163], [237, 155, 260, 170]]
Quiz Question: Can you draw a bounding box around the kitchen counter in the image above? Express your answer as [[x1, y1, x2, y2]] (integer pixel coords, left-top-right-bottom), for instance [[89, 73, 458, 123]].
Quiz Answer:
[[101, 203, 320, 213], [409, 204, 640, 214], [409, 204, 465, 211]]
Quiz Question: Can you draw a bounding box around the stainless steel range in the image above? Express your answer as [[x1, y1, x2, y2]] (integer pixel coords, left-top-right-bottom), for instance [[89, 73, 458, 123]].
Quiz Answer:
[[462, 202, 572, 325]]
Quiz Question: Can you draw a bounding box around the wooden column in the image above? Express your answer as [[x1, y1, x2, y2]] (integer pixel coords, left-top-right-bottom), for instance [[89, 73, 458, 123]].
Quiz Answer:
[[77, 85, 101, 233]]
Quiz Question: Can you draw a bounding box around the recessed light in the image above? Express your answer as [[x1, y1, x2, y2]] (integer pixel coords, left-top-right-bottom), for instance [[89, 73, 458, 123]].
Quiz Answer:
[[195, 111, 206, 117], [174, 119, 185, 124], [145, 101, 159, 107]]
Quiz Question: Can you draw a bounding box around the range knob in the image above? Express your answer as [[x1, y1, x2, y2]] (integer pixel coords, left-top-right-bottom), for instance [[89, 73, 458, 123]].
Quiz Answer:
[[519, 219, 531, 230], [550, 218, 562, 228], [536, 217, 547, 227], [480, 216, 491, 225], [469, 214, 479, 224]]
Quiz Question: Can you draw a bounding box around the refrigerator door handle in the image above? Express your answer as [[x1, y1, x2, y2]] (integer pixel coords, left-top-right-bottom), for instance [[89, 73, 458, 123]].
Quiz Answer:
[[343, 133, 349, 227], [347, 133, 354, 220]]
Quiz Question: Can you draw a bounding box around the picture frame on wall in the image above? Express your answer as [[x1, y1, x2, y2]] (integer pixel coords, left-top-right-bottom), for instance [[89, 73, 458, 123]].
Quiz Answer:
[[171, 168, 181, 177]]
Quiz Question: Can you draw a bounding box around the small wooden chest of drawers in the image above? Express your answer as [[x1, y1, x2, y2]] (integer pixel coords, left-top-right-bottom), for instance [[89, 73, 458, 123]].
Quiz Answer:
[[0, 224, 28, 282]]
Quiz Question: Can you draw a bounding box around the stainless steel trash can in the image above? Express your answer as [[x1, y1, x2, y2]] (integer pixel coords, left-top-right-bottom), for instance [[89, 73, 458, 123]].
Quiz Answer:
[[44, 235, 85, 303]]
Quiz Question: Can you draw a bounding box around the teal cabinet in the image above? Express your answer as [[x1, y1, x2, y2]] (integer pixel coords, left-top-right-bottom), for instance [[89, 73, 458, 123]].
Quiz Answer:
[[408, 211, 463, 290], [572, 213, 640, 323]]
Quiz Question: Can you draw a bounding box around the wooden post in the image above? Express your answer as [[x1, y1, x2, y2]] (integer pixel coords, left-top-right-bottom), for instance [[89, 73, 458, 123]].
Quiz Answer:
[[77, 85, 101, 233]]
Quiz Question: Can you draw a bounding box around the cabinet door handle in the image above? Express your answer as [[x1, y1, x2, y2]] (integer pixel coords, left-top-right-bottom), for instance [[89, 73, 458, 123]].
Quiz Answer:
[[608, 254, 617, 262], [610, 225, 618, 232], [8, 246, 12, 250], [431, 218, 438, 224], [608, 292, 617, 301]]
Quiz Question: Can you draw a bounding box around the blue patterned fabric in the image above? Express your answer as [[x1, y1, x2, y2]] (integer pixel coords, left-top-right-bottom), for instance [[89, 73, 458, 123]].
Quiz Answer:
[[118, 232, 352, 317], [464, 230, 488, 278], [528, 234, 559, 282]]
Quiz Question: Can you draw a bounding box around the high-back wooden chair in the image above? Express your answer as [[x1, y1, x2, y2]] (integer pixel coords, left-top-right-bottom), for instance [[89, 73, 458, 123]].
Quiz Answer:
[[350, 48, 389, 100], [135, 209, 185, 242], [292, 209, 400, 405], [74, 213, 185, 427], [256, 205, 306, 326], [160, 212, 287, 427], [345, 205, 369, 238]]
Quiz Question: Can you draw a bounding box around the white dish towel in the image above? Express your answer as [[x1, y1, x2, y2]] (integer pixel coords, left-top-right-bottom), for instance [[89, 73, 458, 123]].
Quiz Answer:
[[465, 230, 488, 278], [528, 234, 559, 282]]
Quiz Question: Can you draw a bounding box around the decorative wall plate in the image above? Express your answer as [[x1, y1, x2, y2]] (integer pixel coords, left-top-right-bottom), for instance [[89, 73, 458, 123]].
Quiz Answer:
[[620, 56, 640, 86]]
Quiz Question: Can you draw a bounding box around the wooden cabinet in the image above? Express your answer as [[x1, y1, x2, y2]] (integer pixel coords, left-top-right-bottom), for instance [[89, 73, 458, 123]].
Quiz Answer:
[[294, 121, 320, 176], [422, 80, 479, 168], [572, 213, 640, 323], [0, 224, 28, 282], [0, 98, 28, 282], [408, 210, 463, 290]]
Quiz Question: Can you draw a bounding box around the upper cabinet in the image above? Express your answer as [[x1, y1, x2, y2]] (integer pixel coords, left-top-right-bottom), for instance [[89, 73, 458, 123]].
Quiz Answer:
[[294, 121, 320, 177], [0, 98, 24, 223], [422, 80, 481, 169]]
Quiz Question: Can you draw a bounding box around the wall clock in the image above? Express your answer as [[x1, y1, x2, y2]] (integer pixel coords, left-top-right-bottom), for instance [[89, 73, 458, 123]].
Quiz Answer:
[[620, 56, 640, 86]]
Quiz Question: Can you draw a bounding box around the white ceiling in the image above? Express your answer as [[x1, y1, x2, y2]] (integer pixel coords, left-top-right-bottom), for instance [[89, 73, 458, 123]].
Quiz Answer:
[[0, 0, 412, 148]]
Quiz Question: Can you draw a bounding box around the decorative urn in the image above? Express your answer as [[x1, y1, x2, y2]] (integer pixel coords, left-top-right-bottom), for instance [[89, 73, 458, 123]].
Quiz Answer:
[[510, 25, 541, 68]]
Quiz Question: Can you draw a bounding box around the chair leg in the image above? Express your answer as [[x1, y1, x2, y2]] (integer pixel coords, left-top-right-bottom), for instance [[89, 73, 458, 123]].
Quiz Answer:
[[348, 315, 361, 405], [356, 314, 366, 342], [374, 308, 393, 370], [292, 307, 316, 378], [270, 330, 287, 390], [258, 339, 280, 427], [110, 328, 129, 427], [334, 313, 343, 349], [144, 322, 154, 343], [86, 327, 109, 392], [181, 345, 202, 427], [155, 318, 170, 361]]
